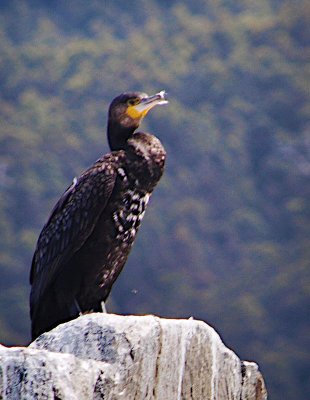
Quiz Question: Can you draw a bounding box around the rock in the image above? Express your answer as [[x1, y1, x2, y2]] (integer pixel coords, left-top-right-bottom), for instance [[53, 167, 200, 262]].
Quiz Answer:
[[0, 313, 267, 399], [0, 344, 107, 399]]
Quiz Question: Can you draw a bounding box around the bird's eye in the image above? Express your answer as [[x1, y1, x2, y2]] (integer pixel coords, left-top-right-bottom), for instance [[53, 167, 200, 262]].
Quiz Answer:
[[127, 98, 140, 106]]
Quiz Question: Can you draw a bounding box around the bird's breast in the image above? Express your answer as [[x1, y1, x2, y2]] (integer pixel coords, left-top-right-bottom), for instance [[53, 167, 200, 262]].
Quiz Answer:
[[112, 188, 150, 242]]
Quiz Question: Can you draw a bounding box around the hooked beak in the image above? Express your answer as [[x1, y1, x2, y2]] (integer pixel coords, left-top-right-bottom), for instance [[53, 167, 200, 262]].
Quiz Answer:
[[127, 91, 168, 119], [139, 91, 168, 109]]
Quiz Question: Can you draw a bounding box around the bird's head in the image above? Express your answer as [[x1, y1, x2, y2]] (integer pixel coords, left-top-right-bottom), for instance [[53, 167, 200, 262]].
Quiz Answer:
[[107, 91, 168, 151]]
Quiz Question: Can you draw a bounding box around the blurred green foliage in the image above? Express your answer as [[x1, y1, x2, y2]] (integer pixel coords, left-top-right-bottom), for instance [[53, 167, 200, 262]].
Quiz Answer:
[[0, 0, 309, 398]]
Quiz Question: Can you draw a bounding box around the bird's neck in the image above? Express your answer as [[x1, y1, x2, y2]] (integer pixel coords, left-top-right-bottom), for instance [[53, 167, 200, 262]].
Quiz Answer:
[[107, 120, 136, 151]]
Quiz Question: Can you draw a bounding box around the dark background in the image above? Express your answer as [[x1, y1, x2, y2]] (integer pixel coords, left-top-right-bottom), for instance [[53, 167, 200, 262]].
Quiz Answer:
[[0, 1, 309, 398]]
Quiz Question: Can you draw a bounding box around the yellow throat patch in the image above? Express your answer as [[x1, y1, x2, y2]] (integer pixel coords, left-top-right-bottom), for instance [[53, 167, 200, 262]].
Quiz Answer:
[[126, 105, 150, 120]]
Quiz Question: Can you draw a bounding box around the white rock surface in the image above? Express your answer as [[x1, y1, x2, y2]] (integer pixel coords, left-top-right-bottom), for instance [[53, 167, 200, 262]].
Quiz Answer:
[[0, 313, 267, 399]]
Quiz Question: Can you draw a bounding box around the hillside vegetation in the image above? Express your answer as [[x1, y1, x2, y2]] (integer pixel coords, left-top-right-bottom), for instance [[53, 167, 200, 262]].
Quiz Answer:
[[0, 1, 309, 399]]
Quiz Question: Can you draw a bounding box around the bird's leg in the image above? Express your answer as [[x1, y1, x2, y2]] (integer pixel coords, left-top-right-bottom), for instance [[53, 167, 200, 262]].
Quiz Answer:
[[73, 298, 83, 316], [101, 301, 107, 313]]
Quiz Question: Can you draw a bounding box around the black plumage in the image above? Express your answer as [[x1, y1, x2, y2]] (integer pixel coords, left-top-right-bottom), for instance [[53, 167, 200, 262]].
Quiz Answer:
[[30, 91, 168, 340]]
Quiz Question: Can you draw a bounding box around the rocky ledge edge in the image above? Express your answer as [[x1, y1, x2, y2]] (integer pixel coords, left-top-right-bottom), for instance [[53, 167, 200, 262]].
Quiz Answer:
[[0, 313, 267, 399]]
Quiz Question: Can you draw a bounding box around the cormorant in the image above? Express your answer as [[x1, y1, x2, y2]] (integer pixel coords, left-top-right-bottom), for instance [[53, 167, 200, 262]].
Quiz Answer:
[[30, 91, 168, 340]]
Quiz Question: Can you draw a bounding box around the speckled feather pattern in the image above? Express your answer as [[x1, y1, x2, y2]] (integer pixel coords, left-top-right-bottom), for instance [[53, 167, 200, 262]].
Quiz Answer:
[[30, 130, 166, 339]]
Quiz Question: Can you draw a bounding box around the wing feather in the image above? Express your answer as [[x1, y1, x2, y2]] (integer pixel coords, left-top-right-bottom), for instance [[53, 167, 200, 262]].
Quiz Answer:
[[30, 155, 118, 314]]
